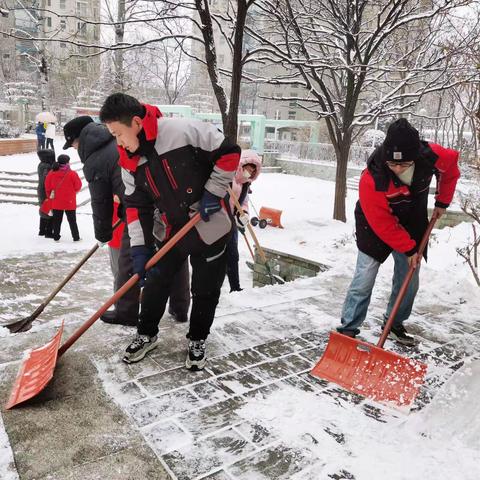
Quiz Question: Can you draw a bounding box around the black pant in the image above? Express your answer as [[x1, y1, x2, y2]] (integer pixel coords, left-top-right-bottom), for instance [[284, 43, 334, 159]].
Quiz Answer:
[[226, 227, 241, 290], [113, 226, 190, 323], [45, 138, 54, 150], [52, 209, 79, 241], [39, 217, 53, 236], [138, 231, 229, 340], [37, 137, 45, 149]]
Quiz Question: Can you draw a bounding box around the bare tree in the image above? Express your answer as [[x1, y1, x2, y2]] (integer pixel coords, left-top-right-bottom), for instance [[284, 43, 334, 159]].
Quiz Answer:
[[247, 0, 479, 221], [457, 189, 480, 286]]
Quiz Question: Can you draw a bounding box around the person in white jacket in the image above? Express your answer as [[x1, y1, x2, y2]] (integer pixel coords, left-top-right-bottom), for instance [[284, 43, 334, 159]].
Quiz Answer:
[[45, 122, 55, 150]]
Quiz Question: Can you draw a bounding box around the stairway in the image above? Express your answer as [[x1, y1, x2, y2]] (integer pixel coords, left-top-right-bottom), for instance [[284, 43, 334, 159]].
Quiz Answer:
[[0, 161, 90, 206]]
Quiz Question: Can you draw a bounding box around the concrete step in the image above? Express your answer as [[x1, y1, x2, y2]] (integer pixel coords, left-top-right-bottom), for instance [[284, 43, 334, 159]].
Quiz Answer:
[[0, 181, 37, 190], [0, 175, 38, 184], [262, 166, 283, 173], [0, 189, 37, 198]]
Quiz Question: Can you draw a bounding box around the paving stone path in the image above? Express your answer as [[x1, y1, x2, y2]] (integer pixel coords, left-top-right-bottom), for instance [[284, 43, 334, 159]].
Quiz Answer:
[[1, 249, 479, 479]]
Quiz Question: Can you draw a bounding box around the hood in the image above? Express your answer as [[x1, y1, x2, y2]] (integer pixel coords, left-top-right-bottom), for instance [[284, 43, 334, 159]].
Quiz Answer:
[[78, 122, 114, 163], [37, 149, 55, 165], [234, 149, 262, 184]]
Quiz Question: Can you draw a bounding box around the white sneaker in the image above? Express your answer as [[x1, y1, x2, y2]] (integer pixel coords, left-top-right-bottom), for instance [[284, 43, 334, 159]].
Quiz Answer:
[[185, 339, 206, 371], [123, 334, 159, 364]]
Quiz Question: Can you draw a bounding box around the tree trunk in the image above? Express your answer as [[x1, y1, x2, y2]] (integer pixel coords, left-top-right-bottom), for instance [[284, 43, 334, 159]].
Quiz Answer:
[[333, 139, 351, 222], [195, 0, 228, 128], [114, 0, 125, 91], [224, 0, 247, 143]]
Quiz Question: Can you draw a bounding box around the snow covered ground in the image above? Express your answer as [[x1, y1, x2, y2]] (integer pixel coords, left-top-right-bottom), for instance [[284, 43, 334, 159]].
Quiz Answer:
[[1, 147, 480, 479]]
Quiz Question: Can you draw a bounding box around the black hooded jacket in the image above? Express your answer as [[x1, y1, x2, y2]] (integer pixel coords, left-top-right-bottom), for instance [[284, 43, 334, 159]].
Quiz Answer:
[[78, 122, 124, 242], [37, 149, 55, 205]]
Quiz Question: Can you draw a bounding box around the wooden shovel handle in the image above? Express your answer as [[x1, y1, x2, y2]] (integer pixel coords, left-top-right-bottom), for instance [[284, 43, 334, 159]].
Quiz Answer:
[[58, 214, 201, 356], [377, 217, 437, 349], [227, 186, 268, 264]]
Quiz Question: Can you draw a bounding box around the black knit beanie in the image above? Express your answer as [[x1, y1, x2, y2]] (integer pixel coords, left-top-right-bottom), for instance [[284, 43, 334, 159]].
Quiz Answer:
[[57, 154, 70, 165], [383, 118, 420, 163]]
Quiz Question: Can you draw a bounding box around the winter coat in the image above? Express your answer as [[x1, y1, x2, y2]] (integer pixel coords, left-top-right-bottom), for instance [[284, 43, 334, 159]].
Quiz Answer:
[[37, 150, 55, 204], [229, 149, 262, 214], [37, 149, 55, 218], [355, 141, 460, 263], [120, 104, 241, 248], [35, 123, 46, 138], [45, 165, 82, 211], [77, 122, 124, 243], [45, 123, 55, 139]]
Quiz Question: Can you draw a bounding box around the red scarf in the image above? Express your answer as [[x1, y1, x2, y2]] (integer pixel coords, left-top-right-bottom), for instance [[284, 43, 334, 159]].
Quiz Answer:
[[117, 104, 162, 172]]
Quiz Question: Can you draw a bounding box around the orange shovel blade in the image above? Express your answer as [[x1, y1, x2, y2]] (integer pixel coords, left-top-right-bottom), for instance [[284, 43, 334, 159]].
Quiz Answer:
[[5, 322, 64, 410], [310, 331, 427, 407]]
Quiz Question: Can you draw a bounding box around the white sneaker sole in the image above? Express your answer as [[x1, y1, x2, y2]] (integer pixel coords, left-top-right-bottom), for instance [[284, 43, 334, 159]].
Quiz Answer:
[[123, 339, 159, 364], [185, 356, 206, 371]]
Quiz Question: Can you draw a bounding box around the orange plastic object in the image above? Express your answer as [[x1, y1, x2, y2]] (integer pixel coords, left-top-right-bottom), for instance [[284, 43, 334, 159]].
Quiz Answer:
[[5, 215, 201, 409], [5, 321, 64, 409], [259, 207, 284, 228], [311, 331, 428, 407]]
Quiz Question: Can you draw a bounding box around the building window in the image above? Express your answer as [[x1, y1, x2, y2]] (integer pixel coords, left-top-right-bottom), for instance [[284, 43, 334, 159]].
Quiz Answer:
[[76, 1, 87, 17], [60, 20, 66, 30], [60, 42, 66, 48], [46, 17, 52, 27], [47, 0, 51, 5], [60, 0, 66, 8], [77, 59, 87, 74], [77, 22, 87, 36], [288, 111, 296, 120], [289, 101, 297, 108], [3, 53, 10, 59]]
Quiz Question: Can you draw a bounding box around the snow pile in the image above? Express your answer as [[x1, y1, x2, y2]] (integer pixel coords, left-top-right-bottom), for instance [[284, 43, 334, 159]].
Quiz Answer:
[[413, 359, 480, 450], [238, 382, 480, 479], [0, 414, 19, 480]]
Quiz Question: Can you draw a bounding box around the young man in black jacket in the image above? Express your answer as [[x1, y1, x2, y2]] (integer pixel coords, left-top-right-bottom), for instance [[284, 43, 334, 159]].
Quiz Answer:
[[63, 116, 190, 326], [100, 93, 241, 370]]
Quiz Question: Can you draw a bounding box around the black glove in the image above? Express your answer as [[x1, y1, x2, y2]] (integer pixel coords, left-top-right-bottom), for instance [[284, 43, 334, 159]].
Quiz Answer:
[[130, 245, 154, 287], [199, 190, 222, 222]]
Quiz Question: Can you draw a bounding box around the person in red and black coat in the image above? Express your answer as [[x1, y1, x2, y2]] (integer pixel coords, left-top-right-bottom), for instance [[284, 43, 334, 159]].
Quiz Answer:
[[100, 93, 240, 370], [45, 154, 82, 242], [337, 118, 460, 345]]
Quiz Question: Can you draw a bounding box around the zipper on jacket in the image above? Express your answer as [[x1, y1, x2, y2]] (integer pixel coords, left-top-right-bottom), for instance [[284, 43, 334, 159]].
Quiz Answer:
[[145, 166, 161, 198], [162, 159, 178, 190]]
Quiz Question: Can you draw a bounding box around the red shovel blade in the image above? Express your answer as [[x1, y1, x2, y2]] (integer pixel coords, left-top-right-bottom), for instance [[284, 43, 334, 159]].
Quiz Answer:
[[5, 322, 64, 410], [311, 331, 428, 407]]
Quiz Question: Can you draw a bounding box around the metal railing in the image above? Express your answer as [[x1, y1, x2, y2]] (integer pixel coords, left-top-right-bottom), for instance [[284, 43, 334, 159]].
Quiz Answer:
[[264, 140, 372, 167]]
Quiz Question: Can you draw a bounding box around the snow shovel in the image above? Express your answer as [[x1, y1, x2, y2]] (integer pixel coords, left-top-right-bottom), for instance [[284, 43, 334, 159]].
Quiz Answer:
[[3, 219, 124, 334], [241, 230, 255, 260], [227, 187, 284, 285], [311, 217, 437, 407], [5, 214, 201, 409]]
